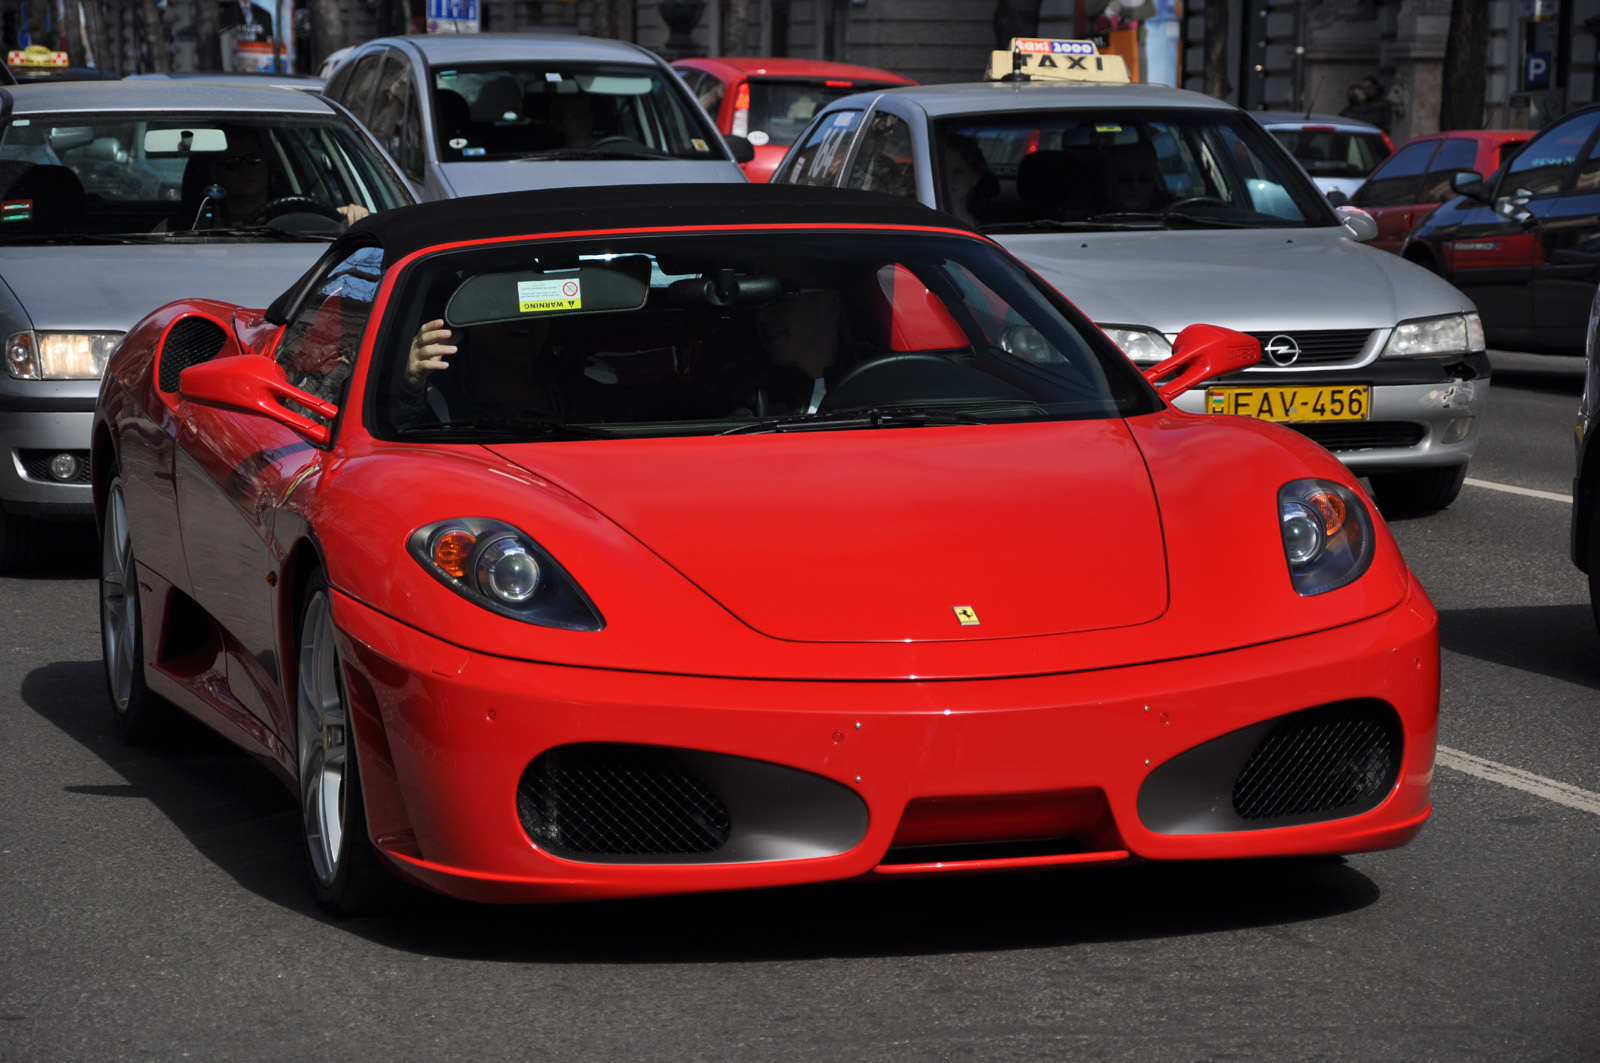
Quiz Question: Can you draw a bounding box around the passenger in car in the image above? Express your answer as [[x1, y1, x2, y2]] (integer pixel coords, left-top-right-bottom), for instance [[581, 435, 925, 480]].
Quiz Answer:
[[1101, 140, 1163, 213]]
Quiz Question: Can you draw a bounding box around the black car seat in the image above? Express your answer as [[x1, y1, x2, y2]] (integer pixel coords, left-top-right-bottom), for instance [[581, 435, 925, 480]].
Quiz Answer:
[[1016, 150, 1078, 219], [436, 88, 473, 157], [0, 162, 87, 234]]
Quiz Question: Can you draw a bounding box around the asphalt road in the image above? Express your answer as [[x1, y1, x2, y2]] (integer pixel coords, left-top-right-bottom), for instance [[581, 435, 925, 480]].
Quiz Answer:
[[2, 352, 1596, 1063]]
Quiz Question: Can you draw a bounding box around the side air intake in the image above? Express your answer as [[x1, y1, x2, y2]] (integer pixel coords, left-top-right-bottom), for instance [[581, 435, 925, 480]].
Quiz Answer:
[[158, 317, 228, 393]]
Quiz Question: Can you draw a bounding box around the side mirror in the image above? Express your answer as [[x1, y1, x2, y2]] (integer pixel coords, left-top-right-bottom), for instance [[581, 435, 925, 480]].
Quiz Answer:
[[724, 133, 756, 164], [1326, 188, 1349, 207], [1335, 204, 1379, 242], [1451, 170, 1490, 202], [1142, 323, 1261, 402], [178, 355, 336, 446]]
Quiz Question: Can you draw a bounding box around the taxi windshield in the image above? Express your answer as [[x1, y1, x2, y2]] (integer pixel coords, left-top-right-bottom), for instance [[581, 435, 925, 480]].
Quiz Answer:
[[431, 63, 720, 162], [0, 113, 409, 241], [370, 230, 1158, 441], [936, 109, 1336, 232]]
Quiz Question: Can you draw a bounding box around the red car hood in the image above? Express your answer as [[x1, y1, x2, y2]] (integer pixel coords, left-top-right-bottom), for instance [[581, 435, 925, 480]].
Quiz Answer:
[[486, 420, 1166, 643]]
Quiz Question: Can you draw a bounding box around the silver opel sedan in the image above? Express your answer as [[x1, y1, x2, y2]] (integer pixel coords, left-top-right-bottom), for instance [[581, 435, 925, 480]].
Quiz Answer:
[[772, 72, 1487, 514], [0, 80, 414, 568]]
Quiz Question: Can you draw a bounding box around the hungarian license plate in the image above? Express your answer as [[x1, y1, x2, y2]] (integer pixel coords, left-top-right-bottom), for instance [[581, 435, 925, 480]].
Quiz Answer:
[[1204, 384, 1370, 422]]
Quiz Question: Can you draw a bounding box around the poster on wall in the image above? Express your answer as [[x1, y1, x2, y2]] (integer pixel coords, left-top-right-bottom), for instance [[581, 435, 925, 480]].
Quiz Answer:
[[427, 0, 480, 34], [221, 0, 295, 72]]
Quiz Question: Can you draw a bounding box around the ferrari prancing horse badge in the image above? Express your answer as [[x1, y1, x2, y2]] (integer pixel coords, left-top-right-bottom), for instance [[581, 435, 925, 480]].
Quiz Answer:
[[953, 606, 980, 626]]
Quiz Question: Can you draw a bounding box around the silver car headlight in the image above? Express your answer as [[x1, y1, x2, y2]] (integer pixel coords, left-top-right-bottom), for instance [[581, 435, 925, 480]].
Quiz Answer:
[[1380, 313, 1485, 358], [5, 331, 122, 380], [1101, 325, 1172, 365]]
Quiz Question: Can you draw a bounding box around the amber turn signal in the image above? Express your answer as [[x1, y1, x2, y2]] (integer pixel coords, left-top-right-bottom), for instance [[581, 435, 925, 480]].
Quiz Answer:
[[433, 529, 476, 578]]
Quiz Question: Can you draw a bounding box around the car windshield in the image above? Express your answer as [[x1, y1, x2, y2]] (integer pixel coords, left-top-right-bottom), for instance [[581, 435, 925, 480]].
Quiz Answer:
[[370, 230, 1158, 441], [431, 62, 720, 161], [0, 112, 409, 240], [746, 78, 899, 148], [1269, 127, 1391, 179], [936, 109, 1336, 232]]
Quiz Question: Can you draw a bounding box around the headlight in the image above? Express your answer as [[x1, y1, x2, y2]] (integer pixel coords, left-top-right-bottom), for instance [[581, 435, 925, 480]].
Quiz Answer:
[[1380, 313, 1484, 358], [1101, 325, 1172, 365], [1278, 479, 1375, 595], [408, 518, 604, 631], [5, 331, 122, 380]]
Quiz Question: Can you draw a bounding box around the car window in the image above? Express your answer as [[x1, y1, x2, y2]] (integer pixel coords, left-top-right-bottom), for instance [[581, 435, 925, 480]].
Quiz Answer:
[[1504, 111, 1600, 195], [748, 78, 896, 149], [338, 53, 384, 124], [1270, 128, 1390, 179], [0, 113, 410, 237], [278, 244, 386, 421], [844, 111, 916, 199], [1418, 138, 1480, 203], [777, 109, 863, 186], [937, 109, 1333, 232], [371, 230, 1159, 440], [429, 62, 722, 161], [370, 54, 421, 178], [1571, 131, 1600, 191], [690, 71, 725, 119], [1351, 139, 1436, 209]]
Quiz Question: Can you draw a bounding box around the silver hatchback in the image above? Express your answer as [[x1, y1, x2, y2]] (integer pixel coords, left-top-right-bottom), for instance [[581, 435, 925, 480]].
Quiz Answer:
[[772, 73, 1487, 514]]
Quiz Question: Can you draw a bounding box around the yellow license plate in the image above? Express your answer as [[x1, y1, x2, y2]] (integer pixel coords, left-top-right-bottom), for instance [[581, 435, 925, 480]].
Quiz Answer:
[[1204, 384, 1370, 422]]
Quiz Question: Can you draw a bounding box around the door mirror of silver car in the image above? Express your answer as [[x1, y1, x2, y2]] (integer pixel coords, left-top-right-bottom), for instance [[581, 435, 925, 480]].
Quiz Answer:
[[1335, 205, 1379, 243], [724, 133, 756, 164], [1326, 188, 1349, 207], [1451, 170, 1491, 202], [1142, 323, 1261, 402], [178, 355, 335, 447]]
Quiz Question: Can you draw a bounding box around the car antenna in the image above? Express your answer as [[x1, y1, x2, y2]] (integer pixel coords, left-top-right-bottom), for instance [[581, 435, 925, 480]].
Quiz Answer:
[[1303, 77, 1323, 120], [1001, 50, 1030, 83]]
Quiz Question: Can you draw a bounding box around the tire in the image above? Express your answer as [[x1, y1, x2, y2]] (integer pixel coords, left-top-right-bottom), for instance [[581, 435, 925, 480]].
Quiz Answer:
[[0, 509, 35, 572], [1367, 464, 1468, 515], [296, 571, 394, 916], [100, 474, 168, 742]]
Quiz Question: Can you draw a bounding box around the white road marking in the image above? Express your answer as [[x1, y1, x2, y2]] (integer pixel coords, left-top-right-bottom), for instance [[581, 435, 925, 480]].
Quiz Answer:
[[1463, 477, 1572, 504], [1436, 746, 1600, 817]]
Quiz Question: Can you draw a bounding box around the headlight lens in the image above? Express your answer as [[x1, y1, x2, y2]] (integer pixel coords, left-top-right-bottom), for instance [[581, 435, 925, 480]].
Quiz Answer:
[[409, 518, 603, 630], [1278, 479, 1375, 595], [1380, 312, 1484, 358], [4, 331, 121, 380], [1101, 325, 1172, 365]]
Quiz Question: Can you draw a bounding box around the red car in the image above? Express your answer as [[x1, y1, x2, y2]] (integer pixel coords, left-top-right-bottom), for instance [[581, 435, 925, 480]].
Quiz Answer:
[[673, 56, 915, 181], [1350, 129, 1530, 253], [93, 185, 1438, 913]]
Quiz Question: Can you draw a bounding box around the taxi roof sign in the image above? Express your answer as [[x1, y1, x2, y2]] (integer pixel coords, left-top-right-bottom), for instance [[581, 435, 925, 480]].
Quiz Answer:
[[7, 45, 70, 69], [986, 38, 1129, 84]]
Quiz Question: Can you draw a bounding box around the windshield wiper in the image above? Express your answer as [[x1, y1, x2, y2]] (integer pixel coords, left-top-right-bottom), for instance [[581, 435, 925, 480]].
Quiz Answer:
[[981, 217, 1166, 234], [0, 232, 153, 245], [159, 226, 337, 241], [513, 148, 676, 162], [1087, 210, 1276, 230], [398, 418, 613, 440], [721, 406, 990, 436]]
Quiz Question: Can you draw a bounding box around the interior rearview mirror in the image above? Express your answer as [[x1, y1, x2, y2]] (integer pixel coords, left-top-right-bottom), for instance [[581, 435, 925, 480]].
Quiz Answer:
[[1142, 324, 1261, 402], [178, 355, 335, 446]]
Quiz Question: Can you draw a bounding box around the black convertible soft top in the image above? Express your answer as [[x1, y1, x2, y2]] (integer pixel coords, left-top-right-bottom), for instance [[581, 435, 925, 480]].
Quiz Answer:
[[347, 183, 971, 264]]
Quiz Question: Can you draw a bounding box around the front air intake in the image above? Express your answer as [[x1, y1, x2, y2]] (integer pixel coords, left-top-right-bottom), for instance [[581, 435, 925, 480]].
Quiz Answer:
[[1231, 701, 1402, 821], [518, 743, 732, 857], [158, 316, 228, 393]]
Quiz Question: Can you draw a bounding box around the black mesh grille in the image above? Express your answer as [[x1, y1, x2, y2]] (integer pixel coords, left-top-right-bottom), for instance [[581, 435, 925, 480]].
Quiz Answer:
[[1247, 329, 1374, 367], [158, 316, 228, 393], [1231, 701, 1402, 822], [18, 449, 91, 484], [517, 744, 731, 856], [1288, 421, 1425, 452]]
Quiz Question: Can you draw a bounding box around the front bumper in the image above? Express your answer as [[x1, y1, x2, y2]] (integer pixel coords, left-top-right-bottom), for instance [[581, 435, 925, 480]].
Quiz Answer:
[[331, 582, 1439, 904], [0, 382, 97, 518], [1169, 354, 1489, 475]]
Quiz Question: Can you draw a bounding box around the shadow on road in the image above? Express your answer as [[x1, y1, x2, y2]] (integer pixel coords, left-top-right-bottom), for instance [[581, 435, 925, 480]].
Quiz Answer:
[[1438, 603, 1600, 691], [25, 658, 1383, 963], [1488, 351, 1586, 397]]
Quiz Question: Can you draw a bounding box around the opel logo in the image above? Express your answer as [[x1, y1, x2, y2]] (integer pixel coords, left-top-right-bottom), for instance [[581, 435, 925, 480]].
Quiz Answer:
[[1263, 334, 1301, 366]]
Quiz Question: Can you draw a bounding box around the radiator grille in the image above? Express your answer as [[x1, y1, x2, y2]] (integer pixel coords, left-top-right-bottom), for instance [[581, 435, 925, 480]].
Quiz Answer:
[[517, 744, 732, 856], [1231, 702, 1401, 822], [1247, 329, 1374, 367], [158, 317, 228, 393], [1289, 421, 1425, 452]]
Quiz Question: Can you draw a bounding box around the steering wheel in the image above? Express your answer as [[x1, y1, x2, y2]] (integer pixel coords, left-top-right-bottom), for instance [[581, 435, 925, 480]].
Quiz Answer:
[[819, 352, 957, 411], [589, 135, 647, 152], [1165, 195, 1231, 211], [249, 196, 344, 225]]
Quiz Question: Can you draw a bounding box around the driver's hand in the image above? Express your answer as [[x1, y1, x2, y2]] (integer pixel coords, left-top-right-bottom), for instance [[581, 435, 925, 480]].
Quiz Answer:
[[405, 319, 455, 391], [337, 204, 371, 226]]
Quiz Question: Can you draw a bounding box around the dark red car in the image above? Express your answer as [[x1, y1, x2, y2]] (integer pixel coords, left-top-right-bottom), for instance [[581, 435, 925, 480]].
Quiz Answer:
[[673, 56, 915, 182], [1350, 130, 1530, 253]]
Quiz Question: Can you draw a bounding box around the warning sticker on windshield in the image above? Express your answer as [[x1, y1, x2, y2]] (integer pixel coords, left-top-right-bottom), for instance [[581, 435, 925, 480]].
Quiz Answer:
[[517, 277, 583, 313]]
